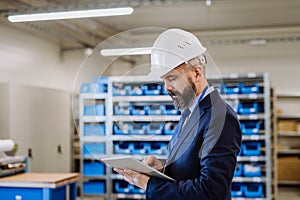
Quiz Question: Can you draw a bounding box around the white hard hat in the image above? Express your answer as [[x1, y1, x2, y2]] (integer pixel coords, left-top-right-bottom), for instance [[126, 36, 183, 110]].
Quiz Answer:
[[148, 29, 206, 79]]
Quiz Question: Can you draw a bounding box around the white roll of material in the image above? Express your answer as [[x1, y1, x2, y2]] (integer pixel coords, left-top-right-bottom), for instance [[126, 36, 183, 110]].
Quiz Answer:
[[0, 139, 15, 152]]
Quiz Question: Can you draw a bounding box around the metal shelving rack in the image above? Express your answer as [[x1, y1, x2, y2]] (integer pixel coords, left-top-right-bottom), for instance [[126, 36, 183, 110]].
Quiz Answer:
[[78, 73, 275, 200], [275, 91, 300, 187]]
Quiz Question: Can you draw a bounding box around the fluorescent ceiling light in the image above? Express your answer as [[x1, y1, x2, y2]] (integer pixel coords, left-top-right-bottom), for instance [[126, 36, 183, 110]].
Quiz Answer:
[[100, 47, 152, 56], [8, 7, 134, 22]]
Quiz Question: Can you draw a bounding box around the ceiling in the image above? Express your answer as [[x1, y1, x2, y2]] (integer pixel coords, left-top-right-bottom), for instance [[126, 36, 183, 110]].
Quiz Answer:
[[0, 0, 300, 51]]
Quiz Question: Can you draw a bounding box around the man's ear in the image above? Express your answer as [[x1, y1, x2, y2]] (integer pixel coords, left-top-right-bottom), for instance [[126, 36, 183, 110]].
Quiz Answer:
[[192, 65, 203, 80]]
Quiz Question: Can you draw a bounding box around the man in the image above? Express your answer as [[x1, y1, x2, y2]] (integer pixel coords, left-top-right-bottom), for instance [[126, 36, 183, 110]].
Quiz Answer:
[[114, 29, 242, 199]]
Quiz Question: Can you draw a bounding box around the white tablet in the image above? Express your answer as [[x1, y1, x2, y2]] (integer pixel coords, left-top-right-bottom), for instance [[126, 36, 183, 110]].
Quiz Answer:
[[101, 156, 175, 181]]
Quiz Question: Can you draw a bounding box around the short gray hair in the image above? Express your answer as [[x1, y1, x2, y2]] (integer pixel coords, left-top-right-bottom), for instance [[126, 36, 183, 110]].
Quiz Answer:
[[187, 55, 206, 78]]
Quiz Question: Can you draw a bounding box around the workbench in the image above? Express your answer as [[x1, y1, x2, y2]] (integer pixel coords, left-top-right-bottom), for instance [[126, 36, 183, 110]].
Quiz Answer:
[[0, 172, 79, 200]]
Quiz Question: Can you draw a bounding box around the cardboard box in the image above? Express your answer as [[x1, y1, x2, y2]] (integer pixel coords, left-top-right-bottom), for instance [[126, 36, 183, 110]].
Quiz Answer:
[[278, 157, 300, 181], [278, 121, 297, 132]]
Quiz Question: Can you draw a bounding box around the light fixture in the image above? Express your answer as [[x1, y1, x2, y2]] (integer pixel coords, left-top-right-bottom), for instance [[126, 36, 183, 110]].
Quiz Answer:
[[100, 47, 152, 56], [8, 7, 134, 22]]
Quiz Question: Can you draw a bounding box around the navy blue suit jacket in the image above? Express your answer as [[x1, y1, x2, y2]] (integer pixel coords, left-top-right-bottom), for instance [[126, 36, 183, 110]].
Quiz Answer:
[[146, 90, 242, 200]]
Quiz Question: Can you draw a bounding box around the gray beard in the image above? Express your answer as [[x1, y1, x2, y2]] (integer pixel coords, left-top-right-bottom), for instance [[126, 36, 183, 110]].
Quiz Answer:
[[173, 79, 196, 111]]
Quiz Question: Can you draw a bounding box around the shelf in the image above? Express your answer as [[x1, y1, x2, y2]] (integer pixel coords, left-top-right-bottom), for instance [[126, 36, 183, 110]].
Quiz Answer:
[[112, 135, 171, 141], [237, 156, 266, 162], [82, 136, 107, 143], [232, 198, 266, 200], [277, 114, 300, 119], [221, 94, 264, 100], [277, 149, 300, 155], [276, 91, 300, 98], [112, 193, 145, 199], [113, 115, 180, 122], [233, 177, 266, 183], [278, 180, 300, 186], [113, 95, 172, 102], [238, 114, 265, 120], [82, 116, 106, 122], [278, 132, 300, 137], [242, 135, 266, 141], [80, 93, 107, 99]]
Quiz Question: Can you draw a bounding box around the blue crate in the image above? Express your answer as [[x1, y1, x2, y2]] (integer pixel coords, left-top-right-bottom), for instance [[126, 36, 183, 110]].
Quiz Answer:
[[231, 183, 244, 197], [114, 142, 131, 154], [84, 124, 105, 136], [234, 163, 243, 177], [146, 123, 164, 135], [114, 181, 131, 194], [83, 161, 105, 176], [93, 77, 108, 93], [130, 105, 148, 115], [147, 105, 166, 115], [80, 82, 95, 93], [84, 104, 105, 116], [243, 163, 261, 177], [83, 181, 106, 195], [148, 142, 168, 155], [223, 82, 241, 94], [240, 121, 260, 135], [83, 143, 105, 156], [113, 85, 131, 96], [237, 102, 258, 115], [129, 85, 143, 96], [164, 122, 177, 135], [114, 105, 130, 115], [244, 183, 264, 198], [242, 142, 261, 156], [240, 82, 259, 94], [130, 142, 150, 154], [129, 123, 147, 135], [113, 124, 129, 135], [141, 84, 162, 95], [165, 105, 179, 115]]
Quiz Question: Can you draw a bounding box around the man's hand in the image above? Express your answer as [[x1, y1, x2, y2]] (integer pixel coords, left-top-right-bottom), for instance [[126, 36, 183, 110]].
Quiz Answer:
[[143, 155, 164, 171], [114, 168, 150, 190]]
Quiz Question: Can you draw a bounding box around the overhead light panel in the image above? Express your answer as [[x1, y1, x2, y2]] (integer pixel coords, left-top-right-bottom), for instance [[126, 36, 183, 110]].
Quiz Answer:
[[100, 47, 152, 56], [8, 7, 134, 22]]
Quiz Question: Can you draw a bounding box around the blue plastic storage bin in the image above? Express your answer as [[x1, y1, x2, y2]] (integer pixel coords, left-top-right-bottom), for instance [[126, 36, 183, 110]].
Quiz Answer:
[[141, 84, 162, 95], [93, 77, 108, 93], [146, 123, 164, 135], [83, 181, 106, 195], [223, 83, 241, 94], [148, 142, 168, 155], [83, 161, 105, 176], [113, 124, 129, 135], [165, 105, 179, 115], [242, 142, 261, 156], [161, 87, 169, 95], [113, 85, 131, 96], [240, 82, 259, 94], [130, 142, 150, 154], [243, 163, 261, 177], [129, 85, 143, 96], [114, 105, 130, 115], [114, 142, 131, 154], [129, 123, 146, 135], [244, 183, 264, 198], [114, 181, 131, 193], [147, 105, 166, 115], [130, 105, 148, 115], [164, 122, 177, 135], [231, 183, 244, 197], [234, 163, 243, 177], [240, 121, 260, 135], [80, 83, 96, 93], [237, 102, 258, 115], [83, 143, 105, 156], [84, 124, 105, 136], [84, 104, 105, 116]]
